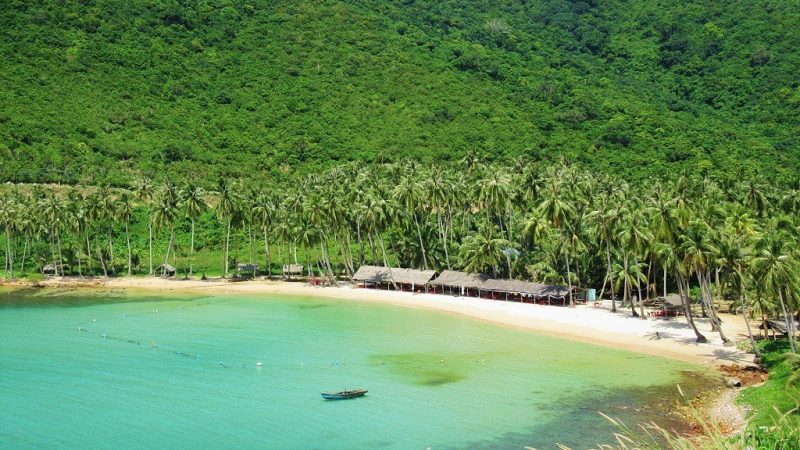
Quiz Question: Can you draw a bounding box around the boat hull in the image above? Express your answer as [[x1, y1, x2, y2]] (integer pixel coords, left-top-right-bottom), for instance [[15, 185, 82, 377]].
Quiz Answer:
[[321, 389, 368, 400]]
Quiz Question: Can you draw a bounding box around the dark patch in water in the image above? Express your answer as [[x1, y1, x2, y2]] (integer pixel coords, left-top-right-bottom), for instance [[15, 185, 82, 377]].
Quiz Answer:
[[369, 352, 486, 387], [419, 372, 465, 386], [450, 369, 719, 450], [296, 303, 330, 310], [0, 287, 212, 308]]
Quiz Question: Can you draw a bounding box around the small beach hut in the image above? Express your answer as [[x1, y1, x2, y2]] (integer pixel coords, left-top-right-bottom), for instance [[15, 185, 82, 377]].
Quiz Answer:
[[157, 263, 176, 278], [236, 263, 259, 279], [759, 319, 799, 339], [478, 279, 578, 305], [282, 264, 304, 280], [42, 262, 67, 276], [352, 265, 436, 292], [427, 270, 490, 296]]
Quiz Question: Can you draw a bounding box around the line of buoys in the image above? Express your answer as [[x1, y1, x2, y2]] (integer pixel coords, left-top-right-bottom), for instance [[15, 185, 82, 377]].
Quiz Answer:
[[73, 325, 280, 372]]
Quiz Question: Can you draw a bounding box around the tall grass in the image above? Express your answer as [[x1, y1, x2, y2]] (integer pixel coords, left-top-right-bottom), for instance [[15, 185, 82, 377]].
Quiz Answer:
[[580, 385, 800, 450]]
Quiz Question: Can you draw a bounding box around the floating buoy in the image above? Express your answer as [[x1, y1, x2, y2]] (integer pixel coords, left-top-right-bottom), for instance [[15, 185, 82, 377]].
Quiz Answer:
[[256, 362, 263, 367]]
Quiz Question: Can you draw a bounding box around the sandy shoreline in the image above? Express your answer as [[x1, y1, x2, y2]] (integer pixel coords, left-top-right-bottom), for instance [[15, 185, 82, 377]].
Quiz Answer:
[[4, 276, 755, 368]]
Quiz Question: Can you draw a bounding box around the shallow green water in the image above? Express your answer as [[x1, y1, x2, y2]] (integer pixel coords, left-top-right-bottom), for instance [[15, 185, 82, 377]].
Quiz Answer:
[[0, 289, 711, 449]]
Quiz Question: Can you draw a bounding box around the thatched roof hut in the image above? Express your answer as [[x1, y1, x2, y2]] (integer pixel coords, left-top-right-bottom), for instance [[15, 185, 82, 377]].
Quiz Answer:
[[352, 265, 436, 286], [157, 263, 176, 277], [480, 278, 574, 300], [283, 264, 304, 275], [428, 270, 490, 289], [237, 263, 259, 272], [759, 319, 799, 336], [42, 262, 67, 275]]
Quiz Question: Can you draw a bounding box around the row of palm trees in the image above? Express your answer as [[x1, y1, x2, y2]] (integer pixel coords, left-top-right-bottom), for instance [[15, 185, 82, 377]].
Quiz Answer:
[[1, 160, 798, 352]]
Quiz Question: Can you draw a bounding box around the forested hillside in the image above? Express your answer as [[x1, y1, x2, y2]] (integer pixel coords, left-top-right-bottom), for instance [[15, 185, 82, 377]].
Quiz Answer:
[[1, 0, 798, 185]]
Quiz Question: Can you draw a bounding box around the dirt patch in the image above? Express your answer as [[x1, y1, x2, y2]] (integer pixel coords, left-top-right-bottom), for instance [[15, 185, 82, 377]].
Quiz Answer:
[[718, 363, 769, 386]]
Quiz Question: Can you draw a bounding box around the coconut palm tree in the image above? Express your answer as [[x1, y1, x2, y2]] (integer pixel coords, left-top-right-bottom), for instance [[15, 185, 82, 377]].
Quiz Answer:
[[654, 242, 707, 342], [134, 179, 155, 275], [116, 192, 135, 275], [152, 187, 179, 277], [216, 179, 239, 278], [41, 194, 65, 276], [458, 224, 509, 278], [0, 197, 15, 277], [394, 174, 429, 270], [587, 198, 622, 311], [179, 181, 207, 276], [252, 190, 275, 278], [752, 229, 799, 353], [680, 220, 730, 343]]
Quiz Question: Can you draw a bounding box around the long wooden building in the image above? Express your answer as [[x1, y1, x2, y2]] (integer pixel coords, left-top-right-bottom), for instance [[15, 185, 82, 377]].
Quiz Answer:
[[353, 266, 583, 306], [352, 265, 437, 292]]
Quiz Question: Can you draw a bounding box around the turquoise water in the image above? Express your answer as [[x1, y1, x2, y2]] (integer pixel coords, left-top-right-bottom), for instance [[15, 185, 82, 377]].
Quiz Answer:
[[0, 289, 711, 449]]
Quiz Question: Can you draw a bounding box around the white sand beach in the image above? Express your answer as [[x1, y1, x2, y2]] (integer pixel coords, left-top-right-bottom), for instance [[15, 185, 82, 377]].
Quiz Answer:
[[17, 276, 756, 368]]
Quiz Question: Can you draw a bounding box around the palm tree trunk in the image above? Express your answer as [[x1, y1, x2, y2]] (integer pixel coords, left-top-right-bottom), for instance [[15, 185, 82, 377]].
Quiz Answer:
[[163, 227, 174, 275], [777, 289, 798, 353], [375, 231, 398, 290], [148, 222, 153, 275], [223, 219, 231, 277], [413, 212, 428, 270], [637, 257, 646, 318], [697, 269, 729, 342], [107, 226, 114, 273], [248, 224, 254, 264], [189, 219, 195, 276], [343, 231, 355, 279], [367, 232, 377, 264], [126, 222, 132, 276], [438, 213, 451, 269], [56, 232, 64, 276], [597, 272, 609, 303], [625, 253, 637, 316], [565, 253, 574, 306], [678, 274, 707, 342], [739, 290, 761, 358], [264, 227, 272, 279], [20, 236, 28, 273], [663, 266, 667, 298], [355, 221, 365, 266], [320, 237, 338, 287], [4, 227, 11, 277], [98, 248, 108, 277], [86, 234, 92, 275], [605, 240, 616, 312]]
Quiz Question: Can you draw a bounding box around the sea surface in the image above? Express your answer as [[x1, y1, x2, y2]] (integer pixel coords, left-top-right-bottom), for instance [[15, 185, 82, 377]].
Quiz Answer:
[[0, 288, 713, 449]]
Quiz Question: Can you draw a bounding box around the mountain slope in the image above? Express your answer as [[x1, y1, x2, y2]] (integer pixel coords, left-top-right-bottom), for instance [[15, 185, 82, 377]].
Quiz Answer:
[[1, 0, 797, 185]]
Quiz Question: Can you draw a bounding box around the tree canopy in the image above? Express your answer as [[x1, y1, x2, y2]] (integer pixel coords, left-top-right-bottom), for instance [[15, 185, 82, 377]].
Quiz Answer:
[[1, 0, 798, 185]]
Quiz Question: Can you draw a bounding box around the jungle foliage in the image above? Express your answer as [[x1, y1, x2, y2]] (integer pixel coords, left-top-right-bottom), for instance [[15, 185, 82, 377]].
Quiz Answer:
[[1, 0, 799, 185]]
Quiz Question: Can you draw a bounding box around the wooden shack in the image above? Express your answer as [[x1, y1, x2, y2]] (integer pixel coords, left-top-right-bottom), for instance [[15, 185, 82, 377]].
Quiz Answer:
[[427, 270, 490, 297], [352, 265, 436, 292]]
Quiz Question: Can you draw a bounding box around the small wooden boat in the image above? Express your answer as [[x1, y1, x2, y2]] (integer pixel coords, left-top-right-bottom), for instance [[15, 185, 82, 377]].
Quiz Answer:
[[321, 389, 368, 400]]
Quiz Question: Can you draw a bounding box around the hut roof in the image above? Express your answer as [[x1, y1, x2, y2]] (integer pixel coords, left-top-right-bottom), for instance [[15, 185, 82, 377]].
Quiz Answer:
[[42, 262, 66, 272], [759, 319, 799, 333], [238, 263, 259, 271], [663, 294, 683, 307], [481, 279, 571, 297], [283, 264, 304, 273], [157, 263, 176, 272], [428, 270, 490, 289], [352, 265, 436, 285]]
